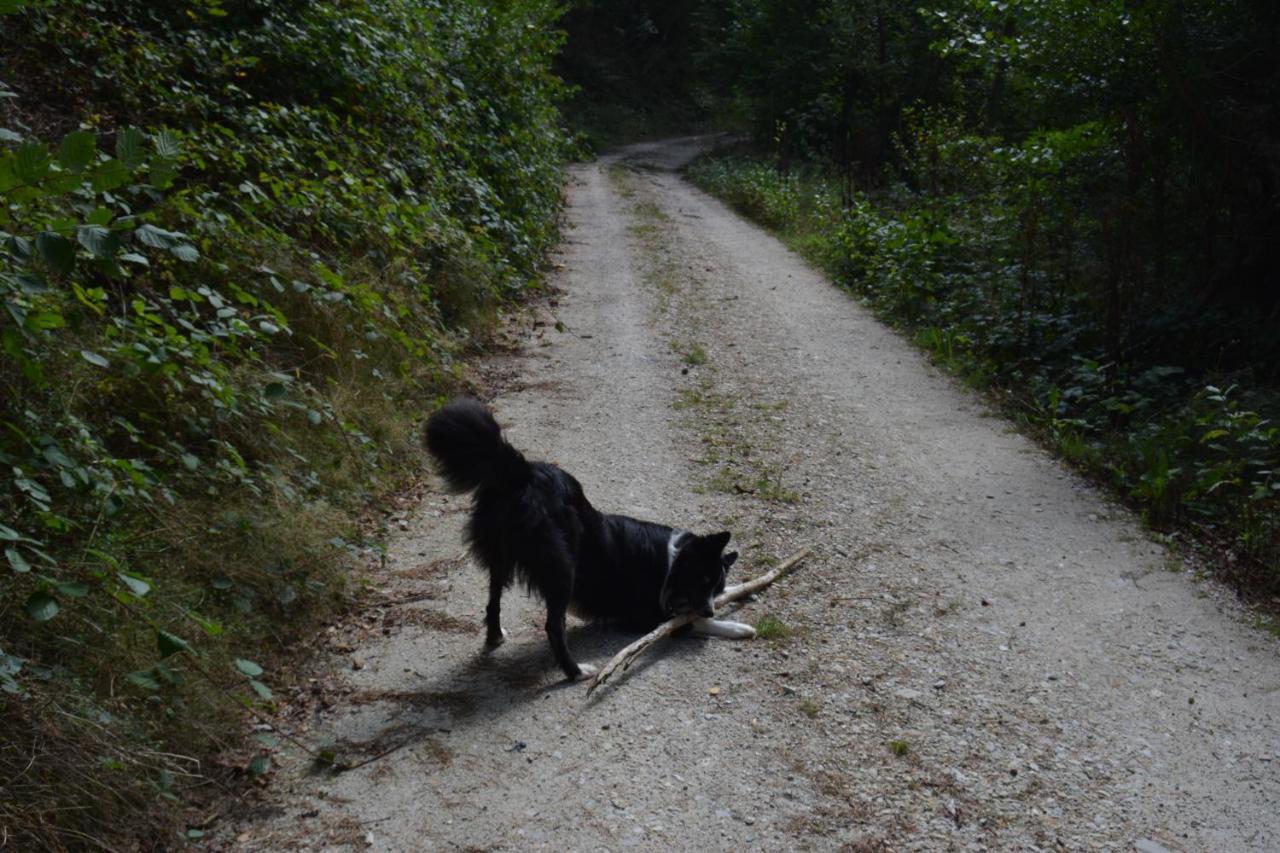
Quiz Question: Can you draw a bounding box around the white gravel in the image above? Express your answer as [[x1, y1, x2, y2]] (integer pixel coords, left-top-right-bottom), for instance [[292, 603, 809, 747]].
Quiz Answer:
[[217, 137, 1280, 852]]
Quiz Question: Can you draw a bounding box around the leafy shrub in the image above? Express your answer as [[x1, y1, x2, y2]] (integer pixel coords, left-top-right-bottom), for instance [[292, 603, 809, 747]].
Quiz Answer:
[[690, 155, 803, 232], [1, 0, 568, 846], [690, 143, 1280, 589]]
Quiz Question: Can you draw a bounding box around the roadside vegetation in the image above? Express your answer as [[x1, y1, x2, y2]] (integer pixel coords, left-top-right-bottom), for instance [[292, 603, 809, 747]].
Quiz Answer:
[[555, 2, 740, 149], [688, 145, 1280, 593], [1, 0, 566, 846], [667, 1, 1280, 595], [561, 1, 1280, 595]]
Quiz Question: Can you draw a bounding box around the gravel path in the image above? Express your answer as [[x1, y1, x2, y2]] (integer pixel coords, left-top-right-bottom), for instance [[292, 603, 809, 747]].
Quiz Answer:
[[221, 137, 1280, 852]]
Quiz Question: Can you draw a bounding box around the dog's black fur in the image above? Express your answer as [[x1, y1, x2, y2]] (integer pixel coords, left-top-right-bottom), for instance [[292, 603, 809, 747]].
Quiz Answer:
[[425, 399, 738, 681]]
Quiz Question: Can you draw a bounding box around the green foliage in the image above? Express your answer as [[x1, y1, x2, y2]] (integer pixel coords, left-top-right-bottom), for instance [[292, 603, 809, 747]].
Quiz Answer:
[[691, 146, 1280, 587], [682, 343, 708, 366], [1, 0, 567, 846], [557, 1, 738, 146], [753, 614, 791, 641], [691, 156, 802, 231], [687, 0, 1280, 589]]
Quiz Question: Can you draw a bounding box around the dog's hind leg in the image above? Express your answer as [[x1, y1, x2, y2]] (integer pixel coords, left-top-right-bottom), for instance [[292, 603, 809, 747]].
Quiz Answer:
[[483, 561, 512, 651]]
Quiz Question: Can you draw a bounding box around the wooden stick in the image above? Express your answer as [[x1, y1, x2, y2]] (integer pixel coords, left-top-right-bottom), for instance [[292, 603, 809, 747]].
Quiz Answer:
[[586, 548, 810, 696]]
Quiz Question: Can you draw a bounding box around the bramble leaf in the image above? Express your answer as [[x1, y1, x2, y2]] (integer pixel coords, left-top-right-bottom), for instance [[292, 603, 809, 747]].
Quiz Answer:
[[156, 630, 189, 658], [234, 658, 263, 677], [115, 127, 146, 169], [57, 130, 96, 172], [117, 572, 151, 597], [25, 592, 58, 622]]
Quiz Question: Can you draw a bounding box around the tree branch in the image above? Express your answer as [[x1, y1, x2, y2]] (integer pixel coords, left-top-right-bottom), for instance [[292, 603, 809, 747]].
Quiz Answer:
[[586, 548, 810, 697]]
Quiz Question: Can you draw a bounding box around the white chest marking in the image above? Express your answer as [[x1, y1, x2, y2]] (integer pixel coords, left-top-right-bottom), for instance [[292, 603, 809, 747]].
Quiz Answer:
[[667, 530, 688, 568]]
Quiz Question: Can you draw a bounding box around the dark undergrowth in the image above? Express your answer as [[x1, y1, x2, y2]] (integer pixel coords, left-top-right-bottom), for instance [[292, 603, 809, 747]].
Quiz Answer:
[[1, 0, 567, 847], [689, 144, 1280, 601]]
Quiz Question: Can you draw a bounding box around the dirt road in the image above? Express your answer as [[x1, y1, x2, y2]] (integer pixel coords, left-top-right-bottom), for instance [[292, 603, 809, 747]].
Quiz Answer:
[[222, 138, 1280, 851]]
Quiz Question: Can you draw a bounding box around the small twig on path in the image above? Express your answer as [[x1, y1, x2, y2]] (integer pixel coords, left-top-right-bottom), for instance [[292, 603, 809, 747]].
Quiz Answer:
[[357, 591, 438, 612], [586, 548, 809, 697], [330, 736, 416, 772]]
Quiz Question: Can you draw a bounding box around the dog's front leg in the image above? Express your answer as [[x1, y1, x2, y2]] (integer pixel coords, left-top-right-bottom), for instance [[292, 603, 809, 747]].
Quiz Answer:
[[545, 595, 596, 681], [690, 617, 757, 640]]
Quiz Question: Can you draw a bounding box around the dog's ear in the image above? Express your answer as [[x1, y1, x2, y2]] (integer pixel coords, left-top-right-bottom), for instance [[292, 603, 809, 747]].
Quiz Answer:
[[706, 530, 731, 552], [722, 550, 738, 569]]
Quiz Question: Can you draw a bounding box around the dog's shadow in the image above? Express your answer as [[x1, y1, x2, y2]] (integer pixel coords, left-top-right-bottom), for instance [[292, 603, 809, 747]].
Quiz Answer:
[[320, 620, 710, 769]]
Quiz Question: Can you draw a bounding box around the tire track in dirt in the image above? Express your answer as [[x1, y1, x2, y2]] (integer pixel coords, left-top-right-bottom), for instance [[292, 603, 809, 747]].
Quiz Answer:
[[218, 138, 1279, 852]]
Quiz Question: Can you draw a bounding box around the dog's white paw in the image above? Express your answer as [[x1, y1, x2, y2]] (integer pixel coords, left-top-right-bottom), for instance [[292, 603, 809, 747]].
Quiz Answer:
[[691, 618, 757, 640], [571, 663, 598, 682], [483, 627, 509, 652], [715, 620, 756, 640]]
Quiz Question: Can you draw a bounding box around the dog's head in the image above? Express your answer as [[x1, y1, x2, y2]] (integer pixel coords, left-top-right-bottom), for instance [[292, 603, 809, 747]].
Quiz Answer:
[[660, 530, 738, 619]]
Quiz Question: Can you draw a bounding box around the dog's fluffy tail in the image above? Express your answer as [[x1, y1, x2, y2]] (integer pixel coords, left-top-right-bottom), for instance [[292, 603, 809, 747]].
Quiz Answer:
[[424, 399, 530, 493]]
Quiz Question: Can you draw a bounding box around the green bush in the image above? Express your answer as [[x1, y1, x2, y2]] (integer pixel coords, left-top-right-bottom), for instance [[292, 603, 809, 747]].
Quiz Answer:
[[690, 143, 1280, 588], [1, 0, 568, 846]]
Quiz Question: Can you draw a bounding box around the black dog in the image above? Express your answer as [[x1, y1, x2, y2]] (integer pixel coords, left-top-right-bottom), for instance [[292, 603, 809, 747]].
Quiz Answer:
[[425, 399, 753, 681]]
